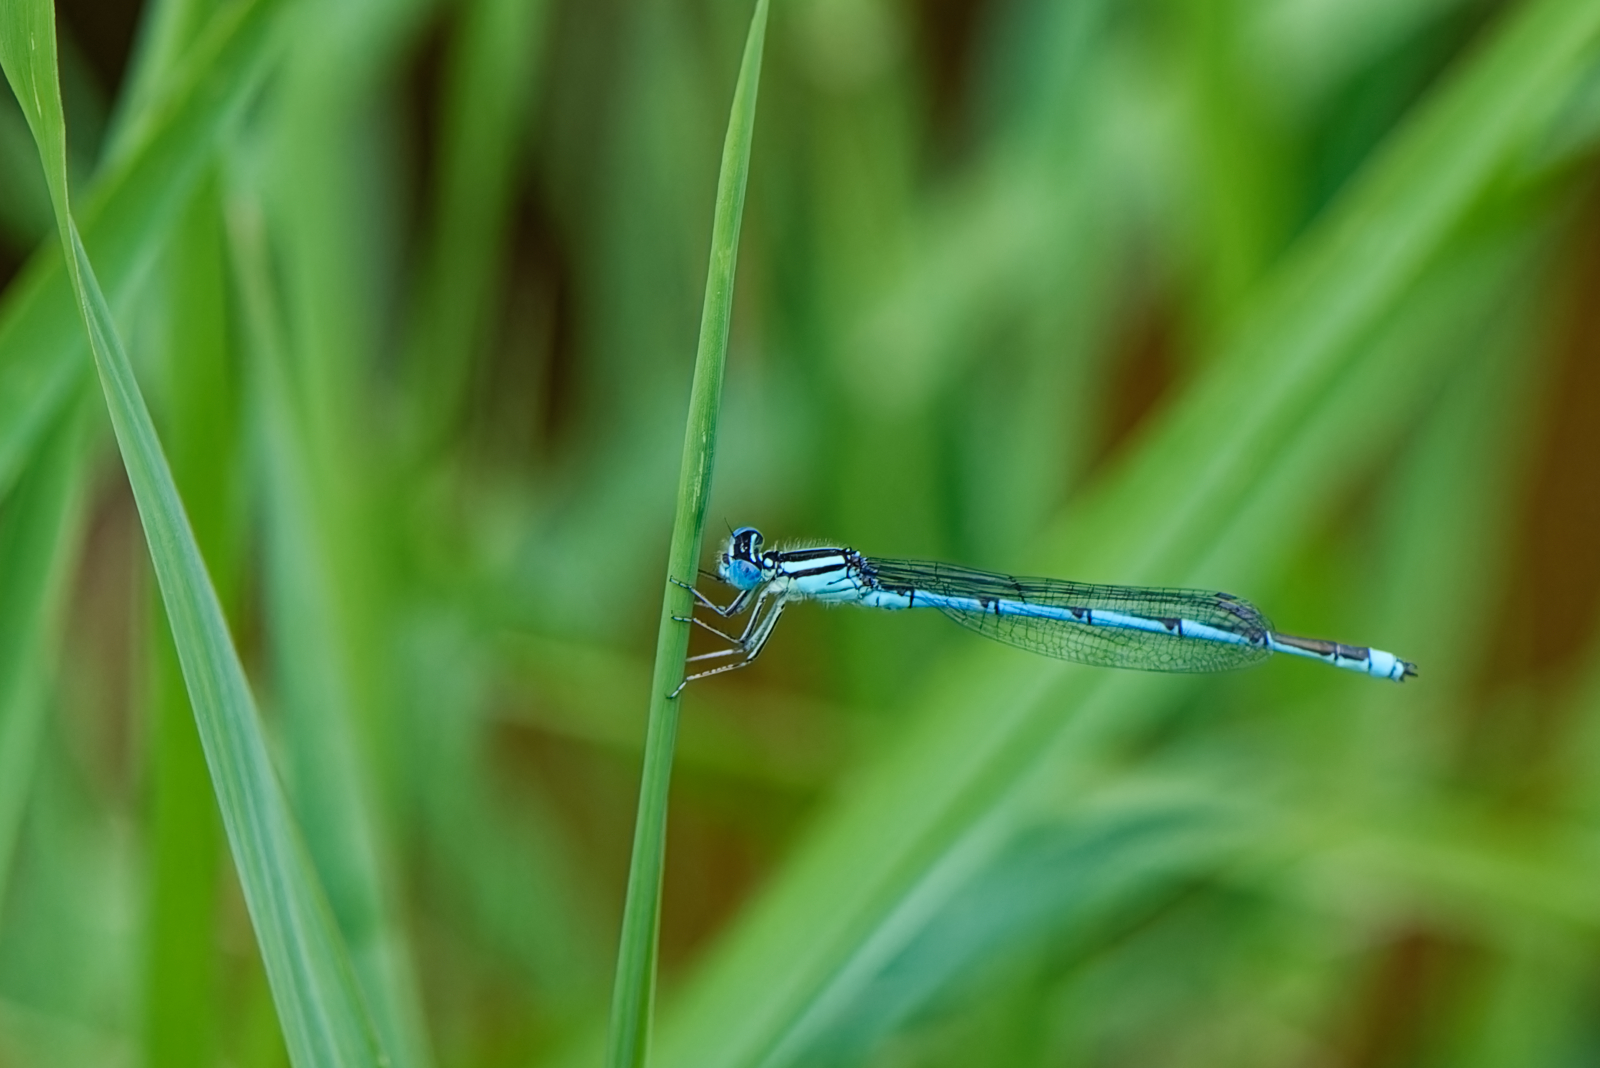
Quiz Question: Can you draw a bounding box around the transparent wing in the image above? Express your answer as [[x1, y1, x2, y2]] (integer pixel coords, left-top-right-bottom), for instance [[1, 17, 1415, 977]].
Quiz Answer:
[[865, 557, 1273, 673]]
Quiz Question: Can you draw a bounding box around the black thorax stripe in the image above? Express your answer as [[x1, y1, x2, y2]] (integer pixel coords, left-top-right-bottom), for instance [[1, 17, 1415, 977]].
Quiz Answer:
[[783, 562, 851, 579], [777, 547, 851, 561]]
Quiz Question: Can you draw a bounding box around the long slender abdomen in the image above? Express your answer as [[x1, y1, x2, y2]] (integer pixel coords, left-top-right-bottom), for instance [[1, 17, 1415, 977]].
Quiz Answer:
[[1269, 632, 1416, 681]]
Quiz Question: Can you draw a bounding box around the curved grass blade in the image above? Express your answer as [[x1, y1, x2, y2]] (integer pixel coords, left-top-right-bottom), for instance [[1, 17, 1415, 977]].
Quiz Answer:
[[0, 3, 388, 1065], [605, 3, 768, 1066]]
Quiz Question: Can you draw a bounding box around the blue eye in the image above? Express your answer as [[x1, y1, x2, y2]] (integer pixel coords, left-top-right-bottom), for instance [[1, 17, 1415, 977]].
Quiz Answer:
[[723, 558, 763, 590], [717, 527, 767, 589]]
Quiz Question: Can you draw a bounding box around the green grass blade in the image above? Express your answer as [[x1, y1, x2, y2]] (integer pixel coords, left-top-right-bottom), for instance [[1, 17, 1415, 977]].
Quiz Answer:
[[0, 3, 388, 1065], [604, 2, 768, 1066], [0, 0, 288, 503]]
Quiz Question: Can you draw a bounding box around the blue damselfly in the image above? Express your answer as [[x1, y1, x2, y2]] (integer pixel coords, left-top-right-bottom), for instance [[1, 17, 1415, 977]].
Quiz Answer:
[[672, 527, 1416, 695]]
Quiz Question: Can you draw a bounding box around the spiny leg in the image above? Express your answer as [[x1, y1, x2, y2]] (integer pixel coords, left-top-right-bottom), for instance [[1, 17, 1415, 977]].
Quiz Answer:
[[686, 645, 750, 664], [676, 589, 769, 647], [683, 615, 747, 648], [670, 600, 787, 697], [684, 592, 774, 660], [671, 608, 783, 693]]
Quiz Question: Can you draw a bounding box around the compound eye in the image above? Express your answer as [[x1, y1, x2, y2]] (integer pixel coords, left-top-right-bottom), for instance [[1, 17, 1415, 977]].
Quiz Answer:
[[730, 526, 763, 562]]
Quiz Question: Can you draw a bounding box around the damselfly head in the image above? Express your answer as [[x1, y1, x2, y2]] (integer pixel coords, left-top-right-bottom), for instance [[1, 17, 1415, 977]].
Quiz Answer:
[[719, 526, 766, 590]]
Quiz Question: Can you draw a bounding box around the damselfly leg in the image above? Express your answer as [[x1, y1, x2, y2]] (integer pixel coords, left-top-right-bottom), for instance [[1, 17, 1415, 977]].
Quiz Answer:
[[671, 577, 759, 645], [683, 589, 769, 653], [668, 583, 788, 697], [670, 601, 787, 696], [671, 575, 752, 617], [682, 615, 748, 648]]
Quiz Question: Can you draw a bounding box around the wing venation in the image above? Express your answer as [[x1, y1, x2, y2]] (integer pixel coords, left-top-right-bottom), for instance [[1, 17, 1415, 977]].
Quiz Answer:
[[865, 556, 1273, 673]]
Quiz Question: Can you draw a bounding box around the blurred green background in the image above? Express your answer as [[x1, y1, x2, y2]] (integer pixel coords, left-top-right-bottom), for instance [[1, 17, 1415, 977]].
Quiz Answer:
[[3, 0, 1600, 1065]]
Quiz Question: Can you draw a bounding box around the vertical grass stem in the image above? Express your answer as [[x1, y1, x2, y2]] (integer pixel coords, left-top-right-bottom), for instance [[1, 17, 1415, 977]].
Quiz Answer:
[[604, 3, 769, 1066]]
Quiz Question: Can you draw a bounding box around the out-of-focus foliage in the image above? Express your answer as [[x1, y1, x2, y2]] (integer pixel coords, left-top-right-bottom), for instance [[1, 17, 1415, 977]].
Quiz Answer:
[[3, 0, 394, 1060], [0, 0, 1598, 1065]]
